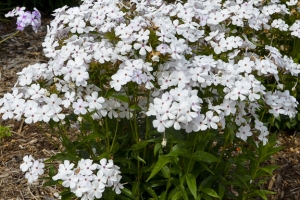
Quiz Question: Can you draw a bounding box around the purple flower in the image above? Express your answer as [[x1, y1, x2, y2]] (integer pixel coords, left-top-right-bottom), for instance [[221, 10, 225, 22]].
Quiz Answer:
[[5, 7, 41, 32], [32, 8, 41, 19]]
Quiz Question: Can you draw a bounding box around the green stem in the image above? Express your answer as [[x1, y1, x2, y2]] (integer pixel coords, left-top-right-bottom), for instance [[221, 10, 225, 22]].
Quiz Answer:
[[110, 119, 119, 152], [133, 111, 139, 142], [164, 136, 174, 195], [215, 128, 230, 170], [187, 133, 198, 173], [260, 109, 266, 122], [291, 38, 297, 57], [143, 90, 151, 162], [245, 145, 260, 195], [0, 31, 20, 44], [105, 117, 110, 152], [38, 123, 60, 150], [129, 85, 141, 199]]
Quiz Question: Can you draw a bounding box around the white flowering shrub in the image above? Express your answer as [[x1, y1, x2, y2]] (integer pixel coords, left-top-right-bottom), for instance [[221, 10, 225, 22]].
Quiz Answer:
[[2, 0, 300, 199]]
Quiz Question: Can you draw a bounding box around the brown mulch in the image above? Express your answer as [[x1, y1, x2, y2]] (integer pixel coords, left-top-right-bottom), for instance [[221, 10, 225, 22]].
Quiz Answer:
[[0, 17, 61, 200], [0, 16, 300, 200], [268, 132, 300, 200]]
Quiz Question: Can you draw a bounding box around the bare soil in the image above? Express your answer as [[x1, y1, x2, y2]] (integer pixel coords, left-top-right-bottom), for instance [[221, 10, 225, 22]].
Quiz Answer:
[[0, 16, 300, 200]]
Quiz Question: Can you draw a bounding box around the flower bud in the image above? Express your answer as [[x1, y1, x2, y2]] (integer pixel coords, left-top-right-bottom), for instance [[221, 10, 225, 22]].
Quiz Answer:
[[277, 84, 283, 90], [161, 138, 167, 147]]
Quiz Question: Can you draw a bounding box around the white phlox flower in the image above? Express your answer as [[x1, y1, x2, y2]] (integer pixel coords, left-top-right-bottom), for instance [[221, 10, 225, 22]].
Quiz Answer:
[[51, 158, 122, 198], [236, 124, 252, 141], [20, 155, 44, 184]]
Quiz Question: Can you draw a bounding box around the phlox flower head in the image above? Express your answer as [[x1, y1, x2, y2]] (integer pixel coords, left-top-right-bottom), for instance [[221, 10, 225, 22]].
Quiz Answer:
[[236, 125, 252, 142], [20, 155, 34, 172], [52, 158, 123, 198], [73, 99, 89, 115], [20, 155, 44, 184], [6, 7, 41, 32]]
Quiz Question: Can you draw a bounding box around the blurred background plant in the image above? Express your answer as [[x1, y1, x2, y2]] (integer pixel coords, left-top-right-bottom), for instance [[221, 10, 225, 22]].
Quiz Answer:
[[0, 124, 11, 141], [0, 0, 80, 17], [0, 1, 14, 22]]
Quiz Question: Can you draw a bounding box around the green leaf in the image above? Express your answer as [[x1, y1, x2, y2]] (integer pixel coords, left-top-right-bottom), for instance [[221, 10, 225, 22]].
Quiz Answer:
[[161, 165, 171, 178], [132, 181, 140, 196], [131, 151, 146, 164], [129, 103, 142, 111], [111, 94, 130, 103], [202, 193, 213, 200], [167, 146, 189, 157], [257, 165, 278, 176], [110, 141, 120, 153], [297, 113, 300, 121], [148, 179, 169, 188], [186, 174, 197, 199], [147, 156, 173, 181], [130, 141, 148, 150], [192, 151, 220, 162], [171, 191, 184, 200], [275, 121, 280, 129], [199, 162, 215, 175], [121, 188, 136, 199], [286, 122, 291, 129], [200, 188, 220, 199], [218, 183, 225, 199], [96, 152, 111, 161], [154, 143, 161, 157], [170, 158, 183, 176], [60, 190, 75, 200], [199, 176, 216, 191], [43, 178, 57, 187], [248, 190, 276, 200], [48, 164, 57, 177], [142, 183, 159, 200], [53, 152, 78, 162], [160, 191, 167, 200], [170, 178, 189, 200], [233, 174, 251, 189], [168, 188, 179, 200]]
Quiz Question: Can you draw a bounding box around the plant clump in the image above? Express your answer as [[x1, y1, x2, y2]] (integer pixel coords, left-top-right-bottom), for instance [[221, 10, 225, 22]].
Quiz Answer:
[[2, 0, 300, 199]]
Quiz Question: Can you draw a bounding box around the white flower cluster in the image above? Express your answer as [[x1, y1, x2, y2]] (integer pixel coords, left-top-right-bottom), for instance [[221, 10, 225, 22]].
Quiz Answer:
[[0, 0, 300, 145], [20, 155, 45, 183], [289, 20, 300, 37], [271, 19, 288, 31], [265, 90, 298, 118], [52, 158, 123, 199]]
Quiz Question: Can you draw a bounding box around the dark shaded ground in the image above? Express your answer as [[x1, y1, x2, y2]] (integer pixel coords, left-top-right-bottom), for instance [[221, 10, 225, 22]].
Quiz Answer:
[[0, 16, 300, 200]]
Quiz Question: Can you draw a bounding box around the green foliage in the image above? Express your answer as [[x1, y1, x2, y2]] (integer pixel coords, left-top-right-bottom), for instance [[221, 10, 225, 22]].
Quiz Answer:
[[44, 110, 282, 199], [0, 125, 12, 141]]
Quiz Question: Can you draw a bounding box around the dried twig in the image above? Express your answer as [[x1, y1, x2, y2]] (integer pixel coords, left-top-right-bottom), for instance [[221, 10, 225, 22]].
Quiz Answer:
[[19, 189, 25, 200], [27, 186, 38, 200]]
